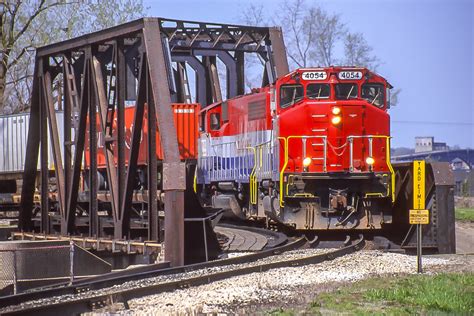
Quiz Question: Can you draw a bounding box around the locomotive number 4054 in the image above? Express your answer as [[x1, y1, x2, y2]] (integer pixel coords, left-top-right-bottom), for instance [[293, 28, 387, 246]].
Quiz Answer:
[[338, 71, 363, 80], [301, 71, 327, 80]]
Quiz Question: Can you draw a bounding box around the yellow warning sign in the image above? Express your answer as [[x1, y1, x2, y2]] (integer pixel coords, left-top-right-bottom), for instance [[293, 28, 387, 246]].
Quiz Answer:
[[413, 160, 425, 210], [409, 209, 430, 225]]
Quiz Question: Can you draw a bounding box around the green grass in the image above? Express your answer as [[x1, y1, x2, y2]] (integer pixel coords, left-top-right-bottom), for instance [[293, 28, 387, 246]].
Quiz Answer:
[[264, 273, 474, 315], [266, 308, 295, 316], [455, 208, 474, 222], [309, 273, 474, 315]]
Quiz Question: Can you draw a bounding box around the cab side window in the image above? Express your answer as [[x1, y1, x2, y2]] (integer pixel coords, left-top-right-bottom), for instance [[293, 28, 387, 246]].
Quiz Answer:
[[280, 84, 304, 108], [210, 113, 221, 130], [362, 84, 385, 107]]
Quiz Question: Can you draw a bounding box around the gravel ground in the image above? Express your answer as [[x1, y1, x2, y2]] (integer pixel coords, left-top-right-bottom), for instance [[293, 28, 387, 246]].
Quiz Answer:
[[101, 251, 465, 315], [2, 249, 469, 315], [0, 248, 331, 314]]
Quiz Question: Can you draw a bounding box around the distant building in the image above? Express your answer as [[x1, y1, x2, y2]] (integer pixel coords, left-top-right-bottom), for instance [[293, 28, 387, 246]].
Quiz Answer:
[[415, 136, 449, 153], [393, 138, 473, 197], [451, 158, 474, 196]]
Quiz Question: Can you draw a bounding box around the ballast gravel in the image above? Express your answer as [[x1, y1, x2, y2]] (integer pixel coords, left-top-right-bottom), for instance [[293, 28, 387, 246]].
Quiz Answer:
[[0, 248, 330, 313], [115, 251, 457, 315], [0, 249, 463, 315]]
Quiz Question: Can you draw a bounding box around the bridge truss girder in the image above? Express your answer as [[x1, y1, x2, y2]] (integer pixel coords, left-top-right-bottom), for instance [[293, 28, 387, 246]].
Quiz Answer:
[[19, 18, 289, 266]]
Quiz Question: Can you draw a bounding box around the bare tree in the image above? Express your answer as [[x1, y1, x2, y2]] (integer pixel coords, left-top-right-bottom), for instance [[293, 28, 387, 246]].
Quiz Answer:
[[343, 32, 379, 70], [272, 0, 315, 68], [240, 0, 347, 70], [239, 0, 401, 105], [239, 4, 269, 91], [0, 0, 146, 114], [270, 0, 346, 68]]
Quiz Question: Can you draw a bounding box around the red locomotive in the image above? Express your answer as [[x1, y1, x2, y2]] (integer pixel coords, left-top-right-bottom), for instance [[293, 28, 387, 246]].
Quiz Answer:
[[197, 67, 395, 231]]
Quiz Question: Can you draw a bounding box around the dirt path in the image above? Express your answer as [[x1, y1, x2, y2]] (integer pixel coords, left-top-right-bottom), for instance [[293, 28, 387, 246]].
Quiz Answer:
[[456, 221, 474, 254]]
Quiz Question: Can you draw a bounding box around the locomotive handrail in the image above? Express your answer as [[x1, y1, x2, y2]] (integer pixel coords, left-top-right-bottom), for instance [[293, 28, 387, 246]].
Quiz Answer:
[[277, 134, 395, 206], [246, 146, 258, 205], [278, 135, 328, 207], [247, 141, 274, 205], [347, 135, 395, 202], [278, 137, 288, 207], [199, 135, 274, 186]]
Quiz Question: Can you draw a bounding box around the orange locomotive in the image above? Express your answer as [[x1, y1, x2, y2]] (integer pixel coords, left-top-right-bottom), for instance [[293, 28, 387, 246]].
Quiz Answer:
[[84, 104, 200, 190], [197, 67, 395, 231]]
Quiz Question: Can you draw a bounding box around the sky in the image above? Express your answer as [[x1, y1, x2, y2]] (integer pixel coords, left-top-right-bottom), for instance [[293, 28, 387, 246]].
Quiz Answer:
[[144, 0, 473, 148]]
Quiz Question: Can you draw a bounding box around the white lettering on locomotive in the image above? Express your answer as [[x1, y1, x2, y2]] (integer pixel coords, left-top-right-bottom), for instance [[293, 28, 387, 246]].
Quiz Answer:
[[301, 71, 327, 80], [174, 109, 195, 113], [338, 71, 363, 80]]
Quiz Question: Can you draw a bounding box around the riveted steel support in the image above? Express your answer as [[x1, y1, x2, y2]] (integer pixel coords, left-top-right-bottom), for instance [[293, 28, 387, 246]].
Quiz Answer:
[[63, 55, 74, 237], [235, 51, 245, 96], [144, 20, 185, 266], [171, 55, 207, 106], [65, 53, 91, 235], [121, 53, 148, 240], [20, 17, 290, 263], [91, 56, 120, 236], [39, 68, 49, 234], [268, 27, 289, 78], [19, 62, 41, 231], [147, 67, 159, 241], [43, 69, 65, 217], [88, 60, 99, 237], [116, 40, 127, 239]]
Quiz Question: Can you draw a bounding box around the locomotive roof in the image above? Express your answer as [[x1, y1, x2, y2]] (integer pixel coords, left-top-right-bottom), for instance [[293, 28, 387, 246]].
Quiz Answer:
[[285, 66, 393, 88]]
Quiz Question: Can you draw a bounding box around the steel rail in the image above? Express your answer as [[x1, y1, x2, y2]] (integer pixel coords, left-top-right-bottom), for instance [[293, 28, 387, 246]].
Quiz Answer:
[[0, 236, 304, 309], [217, 223, 288, 249], [1, 236, 364, 315]]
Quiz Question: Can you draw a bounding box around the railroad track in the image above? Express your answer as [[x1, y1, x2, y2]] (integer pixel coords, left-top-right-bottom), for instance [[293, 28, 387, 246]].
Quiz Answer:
[[216, 223, 288, 252], [0, 235, 364, 315]]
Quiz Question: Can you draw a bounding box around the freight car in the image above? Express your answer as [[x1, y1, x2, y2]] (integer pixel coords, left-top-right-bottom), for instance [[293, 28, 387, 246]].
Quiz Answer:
[[0, 112, 64, 212]]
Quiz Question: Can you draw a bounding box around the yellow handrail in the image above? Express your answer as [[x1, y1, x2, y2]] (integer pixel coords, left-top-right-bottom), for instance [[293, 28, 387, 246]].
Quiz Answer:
[[247, 146, 258, 205], [278, 135, 327, 207], [278, 134, 396, 206], [351, 135, 395, 203], [278, 137, 288, 207], [386, 137, 396, 202], [193, 165, 198, 193]]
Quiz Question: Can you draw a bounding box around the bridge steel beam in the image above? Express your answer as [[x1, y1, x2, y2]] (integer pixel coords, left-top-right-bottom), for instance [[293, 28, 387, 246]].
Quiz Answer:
[[19, 17, 290, 267]]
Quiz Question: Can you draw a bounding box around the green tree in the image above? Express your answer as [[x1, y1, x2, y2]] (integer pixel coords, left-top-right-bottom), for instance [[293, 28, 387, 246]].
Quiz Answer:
[[0, 0, 147, 114]]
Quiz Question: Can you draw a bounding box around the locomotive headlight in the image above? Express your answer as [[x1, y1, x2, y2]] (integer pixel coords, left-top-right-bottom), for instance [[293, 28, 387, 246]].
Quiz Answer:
[[331, 116, 342, 125], [303, 157, 312, 167], [366, 157, 375, 165], [332, 106, 341, 115]]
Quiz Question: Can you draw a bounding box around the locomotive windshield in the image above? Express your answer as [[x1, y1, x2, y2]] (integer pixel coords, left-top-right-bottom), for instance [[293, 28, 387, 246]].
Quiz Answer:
[[307, 83, 330, 99], [362, 83, 385, 107], [280, 84, 304, 108], [335, 83, 358, 100]]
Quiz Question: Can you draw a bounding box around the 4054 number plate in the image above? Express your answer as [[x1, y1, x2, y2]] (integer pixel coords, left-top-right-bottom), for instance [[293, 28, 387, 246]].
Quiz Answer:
[[338, 71, 363, 80], [301, 71, 327, 80]]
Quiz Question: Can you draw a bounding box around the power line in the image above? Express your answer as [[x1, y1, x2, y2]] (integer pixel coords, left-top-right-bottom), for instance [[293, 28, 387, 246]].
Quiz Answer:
[[392, 120, 474, 126]]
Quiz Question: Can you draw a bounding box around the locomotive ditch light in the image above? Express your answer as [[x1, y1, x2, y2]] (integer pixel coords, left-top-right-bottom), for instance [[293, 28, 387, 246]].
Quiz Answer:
[[303, 157, 312, 167], [366, 157, 375, 165], [332, 106, 341, 115], [331, 116, 342, 125]]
